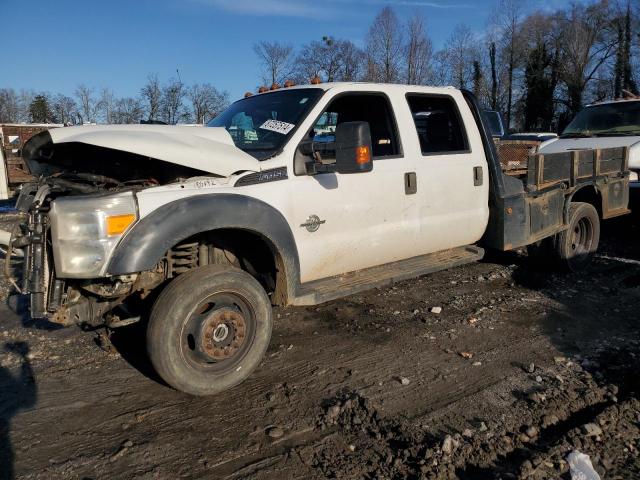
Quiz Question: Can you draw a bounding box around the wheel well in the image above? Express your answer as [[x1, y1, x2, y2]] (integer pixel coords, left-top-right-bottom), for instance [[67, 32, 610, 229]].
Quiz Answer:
[[166, 229, 289, 306], [570, 186, 602, 218]]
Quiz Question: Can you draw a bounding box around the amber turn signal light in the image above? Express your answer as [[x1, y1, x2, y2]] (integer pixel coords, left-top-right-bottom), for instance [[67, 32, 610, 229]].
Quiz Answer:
[[356, 146, 371, 165], [106, 214, 136, 236]]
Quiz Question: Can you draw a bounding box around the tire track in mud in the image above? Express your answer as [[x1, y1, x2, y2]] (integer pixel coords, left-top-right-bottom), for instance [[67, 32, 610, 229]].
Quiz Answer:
[[4, 216, 640, 479]]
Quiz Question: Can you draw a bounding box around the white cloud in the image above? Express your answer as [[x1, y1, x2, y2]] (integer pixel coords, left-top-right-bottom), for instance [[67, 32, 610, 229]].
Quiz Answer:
[[192, 0, 469, 18], [346, 0, 470, 8], [192, 0, 323, 18]]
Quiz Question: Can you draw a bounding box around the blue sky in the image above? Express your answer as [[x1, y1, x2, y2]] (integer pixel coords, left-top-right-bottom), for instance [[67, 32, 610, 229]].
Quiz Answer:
[[4, 0, 579, 102]]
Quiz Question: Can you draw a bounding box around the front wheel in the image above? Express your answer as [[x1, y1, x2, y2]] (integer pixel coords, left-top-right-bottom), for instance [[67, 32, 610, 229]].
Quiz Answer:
[[147, 264, 273, 396]]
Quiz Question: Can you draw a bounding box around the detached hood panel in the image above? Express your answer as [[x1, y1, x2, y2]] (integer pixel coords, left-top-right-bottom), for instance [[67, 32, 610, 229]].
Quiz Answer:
[[36, 124, 261, 177]]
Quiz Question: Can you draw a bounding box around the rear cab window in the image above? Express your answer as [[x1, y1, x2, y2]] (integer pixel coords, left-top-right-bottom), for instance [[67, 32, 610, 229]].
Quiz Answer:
[[406, 94, 469, 155]]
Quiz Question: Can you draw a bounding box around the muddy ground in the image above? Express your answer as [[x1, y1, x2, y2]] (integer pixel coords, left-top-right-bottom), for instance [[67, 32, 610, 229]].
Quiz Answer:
[[0, 208, 639, 480]]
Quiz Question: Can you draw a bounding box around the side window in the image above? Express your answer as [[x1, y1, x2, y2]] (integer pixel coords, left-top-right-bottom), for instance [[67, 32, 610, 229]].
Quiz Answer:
[[406, 94, 469, 155], [311, 94, 401, 159]]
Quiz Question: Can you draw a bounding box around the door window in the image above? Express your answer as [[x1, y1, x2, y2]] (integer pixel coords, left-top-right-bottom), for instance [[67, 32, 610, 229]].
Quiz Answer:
[[406, 94, 469, 155], [311, 94, 401, 159]]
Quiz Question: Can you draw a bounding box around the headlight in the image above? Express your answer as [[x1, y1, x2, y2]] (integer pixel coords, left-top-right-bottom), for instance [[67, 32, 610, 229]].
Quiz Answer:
[[50, 191, 138, 278], [629, 143, 640, 170]]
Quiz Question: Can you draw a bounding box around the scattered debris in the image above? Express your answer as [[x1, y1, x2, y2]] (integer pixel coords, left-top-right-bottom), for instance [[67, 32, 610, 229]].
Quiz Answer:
[[266, 426, 284, 439], [582, 423, 603, 437], [567, 450, 602, 480]]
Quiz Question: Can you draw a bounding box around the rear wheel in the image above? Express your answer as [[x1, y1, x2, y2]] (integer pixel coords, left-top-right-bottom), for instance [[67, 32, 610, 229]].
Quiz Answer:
[[555, 202, 600, 272], [147, 264, 272, 396]]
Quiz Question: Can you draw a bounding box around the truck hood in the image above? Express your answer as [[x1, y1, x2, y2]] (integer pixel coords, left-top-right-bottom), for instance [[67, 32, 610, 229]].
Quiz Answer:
[[30, 124, 261, 177], [538, 135, 640, 154]]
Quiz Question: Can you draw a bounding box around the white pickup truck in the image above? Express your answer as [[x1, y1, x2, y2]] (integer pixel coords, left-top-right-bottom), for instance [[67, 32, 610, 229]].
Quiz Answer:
[[2, 83, 631, 395], [538, 98, 640, 188]]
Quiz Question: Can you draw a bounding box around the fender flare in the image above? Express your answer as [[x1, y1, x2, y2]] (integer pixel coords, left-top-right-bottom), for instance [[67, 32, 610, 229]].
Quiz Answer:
[[107, 194, 300, 301]]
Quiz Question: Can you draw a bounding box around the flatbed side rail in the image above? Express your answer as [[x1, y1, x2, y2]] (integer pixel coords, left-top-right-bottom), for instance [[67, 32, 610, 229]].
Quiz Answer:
[[526, 146, 629, 192]]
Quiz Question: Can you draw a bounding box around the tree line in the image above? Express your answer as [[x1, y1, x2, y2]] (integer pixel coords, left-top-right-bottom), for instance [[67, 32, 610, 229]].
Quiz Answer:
[[0, 75, 229, 125], [253, 0, 639, 132], [0, 0, 637, 132]]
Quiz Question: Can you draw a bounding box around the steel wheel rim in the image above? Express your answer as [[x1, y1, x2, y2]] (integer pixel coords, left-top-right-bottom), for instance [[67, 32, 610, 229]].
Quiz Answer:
[[179, 291, 257, 373], [570, 216, 594, 258]]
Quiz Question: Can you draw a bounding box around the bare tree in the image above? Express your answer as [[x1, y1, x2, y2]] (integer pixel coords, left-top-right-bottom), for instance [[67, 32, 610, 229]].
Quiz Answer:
[[490, 0, 524, 127], [442, 24, 477, 89], [51, 94, 77, 125], [294, 37, 364, 83], [558, 2, 617, 115], [74, 84, 97, 123], [188, 83, 229, 124], [488, 42, 498, 109], [338, 40, 365, 81], [0, 88, 19, 123], [161, 78, 186, 124], [365, 6, 403, 83], [140, 74, 162, 121], [253, 41, 294, 85], [294, 41, 326, 83], [98, 88, 115, 124], [404, 12, 433, 85], [112, 97, 144, 124], [17, 90, 35, 123]]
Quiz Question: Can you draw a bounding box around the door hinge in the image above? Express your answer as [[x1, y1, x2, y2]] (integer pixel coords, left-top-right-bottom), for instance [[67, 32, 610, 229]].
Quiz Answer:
[[405, 172, 417, 195]]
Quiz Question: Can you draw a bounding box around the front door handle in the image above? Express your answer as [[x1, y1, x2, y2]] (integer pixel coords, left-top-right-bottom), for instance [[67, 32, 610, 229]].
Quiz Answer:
[[405, 172, 417, 194], [473, 166, 483, 186]]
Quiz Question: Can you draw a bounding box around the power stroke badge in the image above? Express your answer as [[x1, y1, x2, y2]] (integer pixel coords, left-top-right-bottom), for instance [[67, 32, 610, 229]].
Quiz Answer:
[[300, 215, 326, 232]]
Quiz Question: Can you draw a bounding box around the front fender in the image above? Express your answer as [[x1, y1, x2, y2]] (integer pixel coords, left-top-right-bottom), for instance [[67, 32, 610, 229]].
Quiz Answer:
[[107, 194, 300, 298]]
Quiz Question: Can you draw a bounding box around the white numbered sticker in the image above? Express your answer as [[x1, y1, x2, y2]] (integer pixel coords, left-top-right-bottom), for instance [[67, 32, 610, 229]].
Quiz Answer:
[[259, 119, 295, 135]]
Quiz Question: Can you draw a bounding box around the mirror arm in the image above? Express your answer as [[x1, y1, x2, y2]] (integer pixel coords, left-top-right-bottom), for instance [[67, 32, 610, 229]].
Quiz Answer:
[[305, 162, 337, 176]]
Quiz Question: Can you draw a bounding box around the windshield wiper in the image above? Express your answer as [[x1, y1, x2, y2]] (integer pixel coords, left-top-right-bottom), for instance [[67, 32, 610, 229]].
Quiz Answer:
[[559, 133, 594, 138]]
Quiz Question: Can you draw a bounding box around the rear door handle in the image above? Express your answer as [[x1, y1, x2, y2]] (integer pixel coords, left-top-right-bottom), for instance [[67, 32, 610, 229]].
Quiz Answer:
[[405, 172, 417, 194], [473, 166, 483, 186]]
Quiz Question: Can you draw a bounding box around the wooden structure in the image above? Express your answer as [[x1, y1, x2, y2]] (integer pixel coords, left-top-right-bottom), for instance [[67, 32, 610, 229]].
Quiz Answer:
[[0, 124, 62, 194]]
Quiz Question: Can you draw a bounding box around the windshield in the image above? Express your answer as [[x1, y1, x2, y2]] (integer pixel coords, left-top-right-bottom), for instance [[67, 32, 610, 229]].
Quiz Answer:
[[207, 88, 324, 159], [562, 101, 640, 138]]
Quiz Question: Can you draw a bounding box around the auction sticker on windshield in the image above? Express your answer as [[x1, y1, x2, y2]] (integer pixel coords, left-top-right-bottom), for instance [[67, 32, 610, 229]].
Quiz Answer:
[[260, 119, 295, 135]]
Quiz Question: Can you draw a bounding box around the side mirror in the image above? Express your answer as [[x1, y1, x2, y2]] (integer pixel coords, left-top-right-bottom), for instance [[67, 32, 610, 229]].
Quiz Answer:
[[334, 121, 373, 174]]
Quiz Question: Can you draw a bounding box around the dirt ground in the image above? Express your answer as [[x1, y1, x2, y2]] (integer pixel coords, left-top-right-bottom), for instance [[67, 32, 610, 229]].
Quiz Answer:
[[0, 207, 639, 480]]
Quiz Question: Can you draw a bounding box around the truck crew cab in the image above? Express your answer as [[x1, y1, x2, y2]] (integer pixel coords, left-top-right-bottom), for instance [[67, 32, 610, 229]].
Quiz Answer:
[[2, 83, 630, 395]]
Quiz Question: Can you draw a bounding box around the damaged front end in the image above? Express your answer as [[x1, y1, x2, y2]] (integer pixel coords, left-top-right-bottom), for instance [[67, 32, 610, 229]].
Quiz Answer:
[[4, 135, 215, 328], [2, 125, 260, 328], [8, 178, 164, 328]]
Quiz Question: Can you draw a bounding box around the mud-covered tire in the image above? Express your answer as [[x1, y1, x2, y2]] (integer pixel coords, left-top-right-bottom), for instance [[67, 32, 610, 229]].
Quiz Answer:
[[147, 264, 272, 396], [555, 202, 600, 272]]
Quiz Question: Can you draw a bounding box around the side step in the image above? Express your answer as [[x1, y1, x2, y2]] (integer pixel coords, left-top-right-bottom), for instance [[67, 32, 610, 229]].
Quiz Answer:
[[292, 245, 484, 306]]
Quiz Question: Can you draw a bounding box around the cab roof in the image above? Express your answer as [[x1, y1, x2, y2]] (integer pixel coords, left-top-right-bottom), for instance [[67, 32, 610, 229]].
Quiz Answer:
[[250, 82, 459, 96]]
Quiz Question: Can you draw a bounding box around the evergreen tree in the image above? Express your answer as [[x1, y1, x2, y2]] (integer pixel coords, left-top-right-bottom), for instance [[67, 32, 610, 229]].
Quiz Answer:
[[28, 94, 54, 123]]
